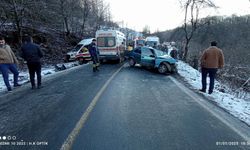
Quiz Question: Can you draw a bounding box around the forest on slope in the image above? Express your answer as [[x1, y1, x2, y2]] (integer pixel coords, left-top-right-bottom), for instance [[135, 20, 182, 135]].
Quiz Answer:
[[0, 0, 117, 63]]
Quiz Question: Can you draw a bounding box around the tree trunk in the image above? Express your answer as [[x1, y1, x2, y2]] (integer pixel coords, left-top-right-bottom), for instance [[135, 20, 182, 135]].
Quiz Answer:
[[12, 0, 23, 44], [182, 39, 190, 61], [64, 17, 70, 36], [81, 17, 86, 34]]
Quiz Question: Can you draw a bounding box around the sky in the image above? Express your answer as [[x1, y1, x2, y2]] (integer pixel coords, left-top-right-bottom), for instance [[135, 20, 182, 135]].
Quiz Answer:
[[104, 0, 250, 32]]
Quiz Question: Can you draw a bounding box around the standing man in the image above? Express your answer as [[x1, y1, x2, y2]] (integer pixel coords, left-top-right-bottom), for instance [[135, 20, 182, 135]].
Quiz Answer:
[[88, 39, 100, 72], [127, 43, 133, 51], [21, 36, 44, 89], [0, 36, 21, 91], [200, 41, 224, 94], [170, 47, 178, 60]]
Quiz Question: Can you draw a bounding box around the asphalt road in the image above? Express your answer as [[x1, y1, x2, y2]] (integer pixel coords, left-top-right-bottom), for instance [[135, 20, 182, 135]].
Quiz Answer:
[[0, 63, 249, 150]]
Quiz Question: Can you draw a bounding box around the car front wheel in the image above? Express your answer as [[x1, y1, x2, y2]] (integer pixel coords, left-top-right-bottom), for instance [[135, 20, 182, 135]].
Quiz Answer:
[[158, 63, 171, 74], [129, 58, 136, 67]]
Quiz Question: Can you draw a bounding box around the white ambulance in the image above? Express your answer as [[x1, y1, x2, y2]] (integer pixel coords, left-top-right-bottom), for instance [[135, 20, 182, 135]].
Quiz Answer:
[[64, 38, 93, 63], [145, 36, 160, 48], [96, 29, 126, 63], [133, 37, 146, 48]]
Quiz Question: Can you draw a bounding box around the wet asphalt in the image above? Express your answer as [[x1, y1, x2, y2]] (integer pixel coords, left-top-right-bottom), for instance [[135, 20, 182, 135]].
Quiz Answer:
[[0, 62, 249, 150]]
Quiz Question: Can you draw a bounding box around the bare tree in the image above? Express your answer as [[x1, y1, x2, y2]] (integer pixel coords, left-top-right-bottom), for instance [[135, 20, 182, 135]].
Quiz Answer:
[[0, 6, 8, 29], [58, 0, 78, 35], [142, 25, 151, 36], [180, 0, 217, 61], [0, 0, 114, 39], [0, 0, 27, 44], [0, 0, 45, 43], [80, 0, 90, 34], [96, 0, 110, 30]]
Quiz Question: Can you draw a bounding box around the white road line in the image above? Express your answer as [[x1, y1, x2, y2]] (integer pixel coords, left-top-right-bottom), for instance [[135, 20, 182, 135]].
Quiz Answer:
[[60, 65, 124, 150], [169, 76, 250, 141]]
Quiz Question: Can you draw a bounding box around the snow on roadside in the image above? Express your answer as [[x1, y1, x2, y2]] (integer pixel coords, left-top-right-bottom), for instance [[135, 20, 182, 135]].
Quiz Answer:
[[177, 61, 250, 126], [0, 62, 79, 93]]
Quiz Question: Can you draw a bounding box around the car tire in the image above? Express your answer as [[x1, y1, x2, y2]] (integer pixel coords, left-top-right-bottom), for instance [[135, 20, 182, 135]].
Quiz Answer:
[[78, 58, 85, 65], [117, 55, 125, 63], [116, 57, 122, 64], [171, 65, 178, 73], [129, 58, 136, 67], [64, 55, 69, 63], [158, 62, 171, 74]]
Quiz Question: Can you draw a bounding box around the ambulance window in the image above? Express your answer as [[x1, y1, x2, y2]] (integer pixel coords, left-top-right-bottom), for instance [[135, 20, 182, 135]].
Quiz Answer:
[[81, 47, 88, 52], [136, 40, 145, 46], [74, 44, 83, 51], [97, 37, 115, 47], [97, 37, 105, 47], [107, 38, 114, 46]]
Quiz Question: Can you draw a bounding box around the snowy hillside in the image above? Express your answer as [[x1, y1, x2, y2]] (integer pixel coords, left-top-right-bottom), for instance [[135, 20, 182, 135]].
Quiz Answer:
[[177, 61, 250, 126]]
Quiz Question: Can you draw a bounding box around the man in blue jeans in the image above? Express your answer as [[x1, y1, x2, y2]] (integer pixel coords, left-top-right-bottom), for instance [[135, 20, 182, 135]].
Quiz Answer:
[[0, 36, 21, 91], [200, 41, 224, 94]]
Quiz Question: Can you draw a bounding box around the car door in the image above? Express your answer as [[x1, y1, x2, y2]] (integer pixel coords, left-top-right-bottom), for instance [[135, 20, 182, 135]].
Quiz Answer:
[[133, 47, 142, 63], [141, 47, 155, 68]]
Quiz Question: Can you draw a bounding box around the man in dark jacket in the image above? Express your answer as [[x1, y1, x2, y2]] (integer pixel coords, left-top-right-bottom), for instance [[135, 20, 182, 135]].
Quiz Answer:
[[88, 39, 100, 72], [170, 47, 178, 59], [200, 41, 224, 94], [21, 36, 44, 89]]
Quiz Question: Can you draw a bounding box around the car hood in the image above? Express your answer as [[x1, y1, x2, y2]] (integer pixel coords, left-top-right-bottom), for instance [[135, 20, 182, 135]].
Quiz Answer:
[[156, 55, 177, 63], [67, 51, 77, 55], [157, 54, 172, 59]]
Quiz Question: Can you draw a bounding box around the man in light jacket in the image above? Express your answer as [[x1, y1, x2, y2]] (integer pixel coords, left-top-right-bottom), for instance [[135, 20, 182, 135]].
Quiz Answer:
[[200, 41, 224, 94], [0, 36, 21, 91]]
